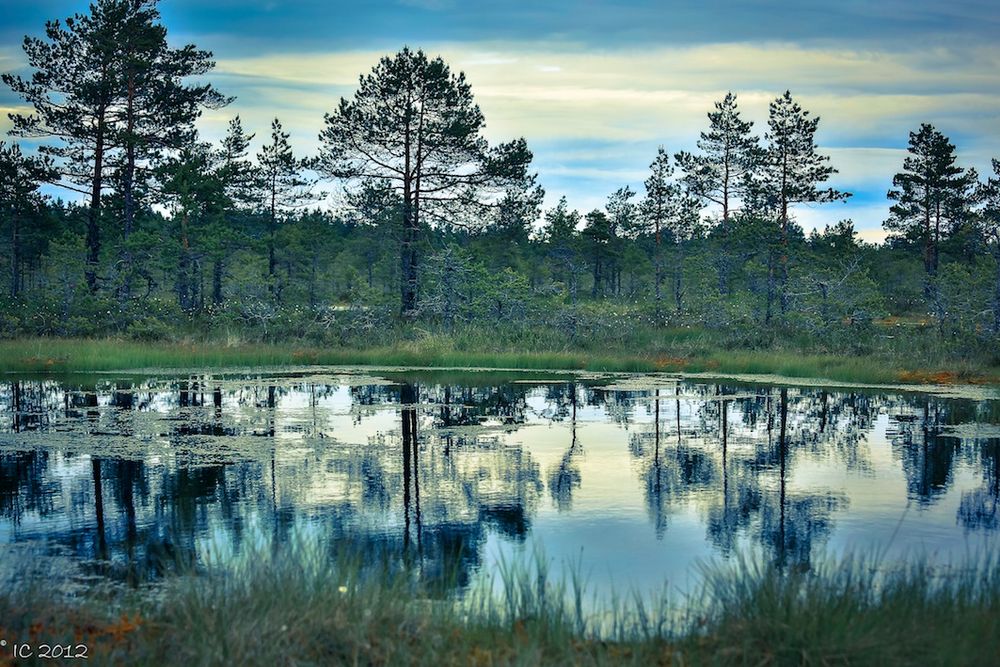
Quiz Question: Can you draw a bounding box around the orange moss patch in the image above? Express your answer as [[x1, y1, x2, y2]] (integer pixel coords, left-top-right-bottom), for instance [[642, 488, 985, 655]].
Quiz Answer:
[[875, 316, 933, 327], [0, 612, 144, 657], [654, 356, 689, 370], [895, 370, 997, 385], [18, 356, 67, 369], [896, 370, 960, 384]]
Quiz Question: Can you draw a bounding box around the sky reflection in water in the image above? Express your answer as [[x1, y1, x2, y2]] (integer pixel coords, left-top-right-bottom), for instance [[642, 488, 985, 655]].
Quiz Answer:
[[1, 369, 998, 598]]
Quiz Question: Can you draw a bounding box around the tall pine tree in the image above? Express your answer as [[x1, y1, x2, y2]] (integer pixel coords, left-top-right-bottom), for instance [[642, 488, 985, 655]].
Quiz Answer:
[[257, 118, 314, 301], [756, 91, 850, 316], [885, 124, 975, 284], [675, 92, 760, 221], [112, 0, 228, 299], [978, 159, 1000, 334], [641, 147, 678, 318], [4, 0, 226, 295], [4, 1, 125, 291], [0, 142, 56, 297], [209, 116, 257, 305], [317, 47, 534, 315]]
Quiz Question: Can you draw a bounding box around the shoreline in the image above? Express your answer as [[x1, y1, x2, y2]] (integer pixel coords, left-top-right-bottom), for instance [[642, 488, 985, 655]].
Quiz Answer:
[[1, 337, 999, 388]]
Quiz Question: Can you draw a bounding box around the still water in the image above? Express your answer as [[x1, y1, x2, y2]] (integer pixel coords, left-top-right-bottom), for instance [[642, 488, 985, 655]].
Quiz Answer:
[[1, 368, 998, 597]]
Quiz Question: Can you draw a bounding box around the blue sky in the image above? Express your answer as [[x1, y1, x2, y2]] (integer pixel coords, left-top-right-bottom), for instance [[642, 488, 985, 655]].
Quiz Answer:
[[3, 0, 999, 240]]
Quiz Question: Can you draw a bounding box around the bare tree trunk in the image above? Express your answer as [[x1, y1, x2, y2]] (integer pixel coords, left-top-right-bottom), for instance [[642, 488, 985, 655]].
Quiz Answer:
[[674, 244, 684, 312], [10, 209, 19, 297], [654, 220, 663, 323], [779, 195, 789, 317], [591, 252, 600, 298], [86, 107, 107, 293], [119, 71, 136, 305], [993, 246, 1000, 334], [212, 258, 224, 306], [400, 195, 418, 315], [765, 259, 775, 324]]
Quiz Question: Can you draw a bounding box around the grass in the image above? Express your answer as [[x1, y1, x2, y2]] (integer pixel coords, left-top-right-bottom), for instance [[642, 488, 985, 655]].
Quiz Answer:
[[1, 546, 998, 666], [1, 336, 999, 386]]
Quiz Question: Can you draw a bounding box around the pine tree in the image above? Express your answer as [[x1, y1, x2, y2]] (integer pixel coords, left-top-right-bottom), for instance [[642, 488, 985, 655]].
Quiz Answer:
[[156, 141, 225, 311], [209, 116, 257, 305], [885, 124, 975, 283], [675, 92, 761, 221], [112, 0, 228, 299], [641, 147, 678, 318], [317, 47, 534, 316], [493, 178, 544, 247], [756, 91, 850, 316], [541, 197, 583, 298], [978, 159, 1000, 333], [4, 0, 226, 294], [257, 118, 315, 301], [582, 209, 613, 298], [542, 197, 580, 245], [666, 189, 703, 313], [4, 0, 125, 291], [0, 142, 56, 297], [604, 186, 637, 296]]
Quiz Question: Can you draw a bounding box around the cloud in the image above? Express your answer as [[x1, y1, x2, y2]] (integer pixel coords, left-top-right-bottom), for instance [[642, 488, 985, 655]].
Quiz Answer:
[[210, 42, 1000, 148], [0, 105, 33, 135], [207, 41, 1000, 215], [6, 31, 1000, 240]]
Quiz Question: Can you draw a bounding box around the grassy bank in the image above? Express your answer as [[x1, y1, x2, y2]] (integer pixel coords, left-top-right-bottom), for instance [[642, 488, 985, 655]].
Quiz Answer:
[[1, 548, 998, 666], [1, 337, 999, 386]]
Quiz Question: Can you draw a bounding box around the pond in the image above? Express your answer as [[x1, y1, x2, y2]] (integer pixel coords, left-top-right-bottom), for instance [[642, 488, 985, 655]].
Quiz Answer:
[[1, 368, 999, 599]]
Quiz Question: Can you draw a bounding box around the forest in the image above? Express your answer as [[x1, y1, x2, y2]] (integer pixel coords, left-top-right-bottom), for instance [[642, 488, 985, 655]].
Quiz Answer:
[[3, 0, 1000, 372]]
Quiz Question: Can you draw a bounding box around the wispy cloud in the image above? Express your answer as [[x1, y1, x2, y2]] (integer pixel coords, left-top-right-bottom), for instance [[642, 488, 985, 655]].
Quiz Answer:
[[3, 2, 999, 237], [199, 40, 1000, 234]]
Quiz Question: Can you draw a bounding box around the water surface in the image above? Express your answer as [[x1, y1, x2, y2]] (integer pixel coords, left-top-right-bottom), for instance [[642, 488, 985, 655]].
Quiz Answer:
[[1, 368, 998, 597]]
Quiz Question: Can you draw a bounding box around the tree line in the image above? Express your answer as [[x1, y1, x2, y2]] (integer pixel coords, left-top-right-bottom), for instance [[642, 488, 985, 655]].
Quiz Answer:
[[2, 0, 1000, 356]]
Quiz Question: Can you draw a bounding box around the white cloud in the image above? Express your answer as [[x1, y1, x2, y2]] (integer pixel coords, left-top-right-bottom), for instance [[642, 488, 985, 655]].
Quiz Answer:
[[6, 38, 999, 241]]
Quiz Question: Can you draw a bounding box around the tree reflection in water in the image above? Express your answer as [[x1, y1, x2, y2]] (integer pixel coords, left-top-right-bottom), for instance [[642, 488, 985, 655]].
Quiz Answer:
[[0, 372, 997, 592]]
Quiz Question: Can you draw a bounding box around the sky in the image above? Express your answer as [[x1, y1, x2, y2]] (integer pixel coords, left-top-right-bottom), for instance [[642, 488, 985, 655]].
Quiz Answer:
[[2, 0, 1000, 242]]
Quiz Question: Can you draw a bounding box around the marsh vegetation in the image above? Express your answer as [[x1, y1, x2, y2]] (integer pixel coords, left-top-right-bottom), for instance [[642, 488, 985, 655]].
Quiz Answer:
[[1, 369, 999, 663]]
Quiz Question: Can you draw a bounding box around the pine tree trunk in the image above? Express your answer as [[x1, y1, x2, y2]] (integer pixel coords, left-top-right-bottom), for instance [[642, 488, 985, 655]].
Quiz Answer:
[[213, 258, 224, 306], [993, 245, 1000, 335], [309, 252, 317, 309], [198, 259, 205, 312], [119, 71, 136, 304], [268, 180, 278, 301], [400, 115, 419, 317], [268, 225, 276, 297], [674, 245, 684, 313], [591, 252, 600, 298], [765, 260, 775, 324], [10, 209, 19, 298], [779, 197, 789, 317], [400, 193, 418, 316], [654, 221, 663, 323], [178, 213, 191, 311], [86, 108, 107, 293]]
